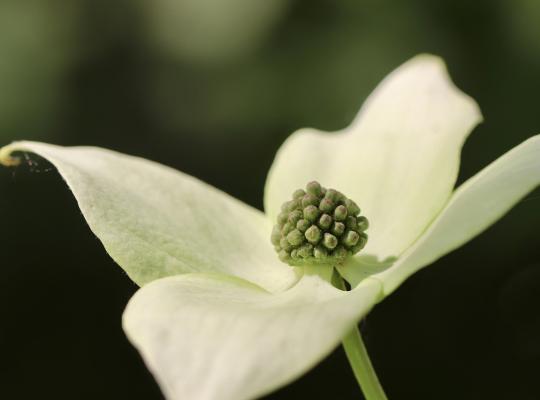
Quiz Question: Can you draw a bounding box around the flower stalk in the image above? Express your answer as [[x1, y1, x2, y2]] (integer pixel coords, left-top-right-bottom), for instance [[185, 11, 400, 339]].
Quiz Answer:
[[342, 326, 388, 400], [334, 274, 387, 400]]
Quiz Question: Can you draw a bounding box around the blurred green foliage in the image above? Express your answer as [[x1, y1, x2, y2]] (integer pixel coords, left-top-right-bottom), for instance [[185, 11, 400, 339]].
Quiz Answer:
[[0, 0, 78, 139], [2, 0, 538, 203], [2, 0, 539, 145]]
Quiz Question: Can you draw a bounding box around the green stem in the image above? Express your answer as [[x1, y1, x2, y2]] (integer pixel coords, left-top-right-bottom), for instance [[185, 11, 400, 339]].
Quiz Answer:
[[342, 324, 388, 400], [335, 272, 387, 400]]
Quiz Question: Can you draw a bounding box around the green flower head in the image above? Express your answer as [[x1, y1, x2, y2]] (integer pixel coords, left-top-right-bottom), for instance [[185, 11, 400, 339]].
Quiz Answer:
[[1, 54, 539, 400], [272, 181, 368, 266]]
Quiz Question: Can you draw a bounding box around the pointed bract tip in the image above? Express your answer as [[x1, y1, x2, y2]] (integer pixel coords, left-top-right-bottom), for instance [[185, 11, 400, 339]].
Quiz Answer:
[[0, 143, 23, 167]]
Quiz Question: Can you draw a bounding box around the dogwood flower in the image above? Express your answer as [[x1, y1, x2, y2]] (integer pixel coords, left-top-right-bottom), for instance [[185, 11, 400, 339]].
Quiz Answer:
[[1, 55, 539, 400]]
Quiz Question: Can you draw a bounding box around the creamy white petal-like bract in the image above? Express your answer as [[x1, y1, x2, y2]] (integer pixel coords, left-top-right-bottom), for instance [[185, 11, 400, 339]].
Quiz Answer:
[[0, 141, 297, 292], [372, 135, 540, 294], [265, 54, 482, 262], [123, 271, 381, 400]]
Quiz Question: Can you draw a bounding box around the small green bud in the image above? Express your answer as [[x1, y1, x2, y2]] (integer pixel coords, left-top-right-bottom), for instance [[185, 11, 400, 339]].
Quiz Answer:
[[323, 233, 338, 250], [358, 232, 368, 247], [278, 250, 290, 262], [271, 181, 369, 267], [331, 221, 345, 236], [305, 225, 322, 244], [281, 200, 296, 212], [314, 245, 328, 259], [297, 243, 314, 258], [277, 212, 288, 225], [286, 199, 299, 212], [288, 210, 303, 225], [281, 222, 293, 236], [287, 229, 304, 246], [319, 198, 334, 213], [303, 205, 320, 222], [306, 181, 322, 196], [345, 216, 357, 230], [357, 216, 369, 231], [318, 213, 332, 229], [343, 230, 360, 247], [280, 237, 292, 252], [296, 219, 310, 232], [301, 193, 319, 208], [334, 205, 348, 221], [324, 189, 339, 201], [344, 198, 360, 215], [293, 189, 306, 199], [351, 233, 368, 253], [333, 246, 348, 259]]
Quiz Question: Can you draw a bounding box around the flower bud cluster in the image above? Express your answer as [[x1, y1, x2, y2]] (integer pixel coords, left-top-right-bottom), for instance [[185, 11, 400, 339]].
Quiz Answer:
[[271, 181, 369, 266]]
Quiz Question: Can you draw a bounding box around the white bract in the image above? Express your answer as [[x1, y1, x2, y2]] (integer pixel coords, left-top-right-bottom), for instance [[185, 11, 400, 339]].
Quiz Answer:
[[1, 55, 539, 400]]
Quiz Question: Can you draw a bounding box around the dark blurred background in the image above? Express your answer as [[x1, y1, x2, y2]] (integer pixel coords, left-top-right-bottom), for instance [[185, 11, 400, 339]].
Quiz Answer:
[[1, 0, 539, 399]]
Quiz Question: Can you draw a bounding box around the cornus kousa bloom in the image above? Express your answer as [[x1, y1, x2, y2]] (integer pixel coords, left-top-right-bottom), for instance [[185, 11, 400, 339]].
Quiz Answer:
[[1, 55, 539, 400]]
